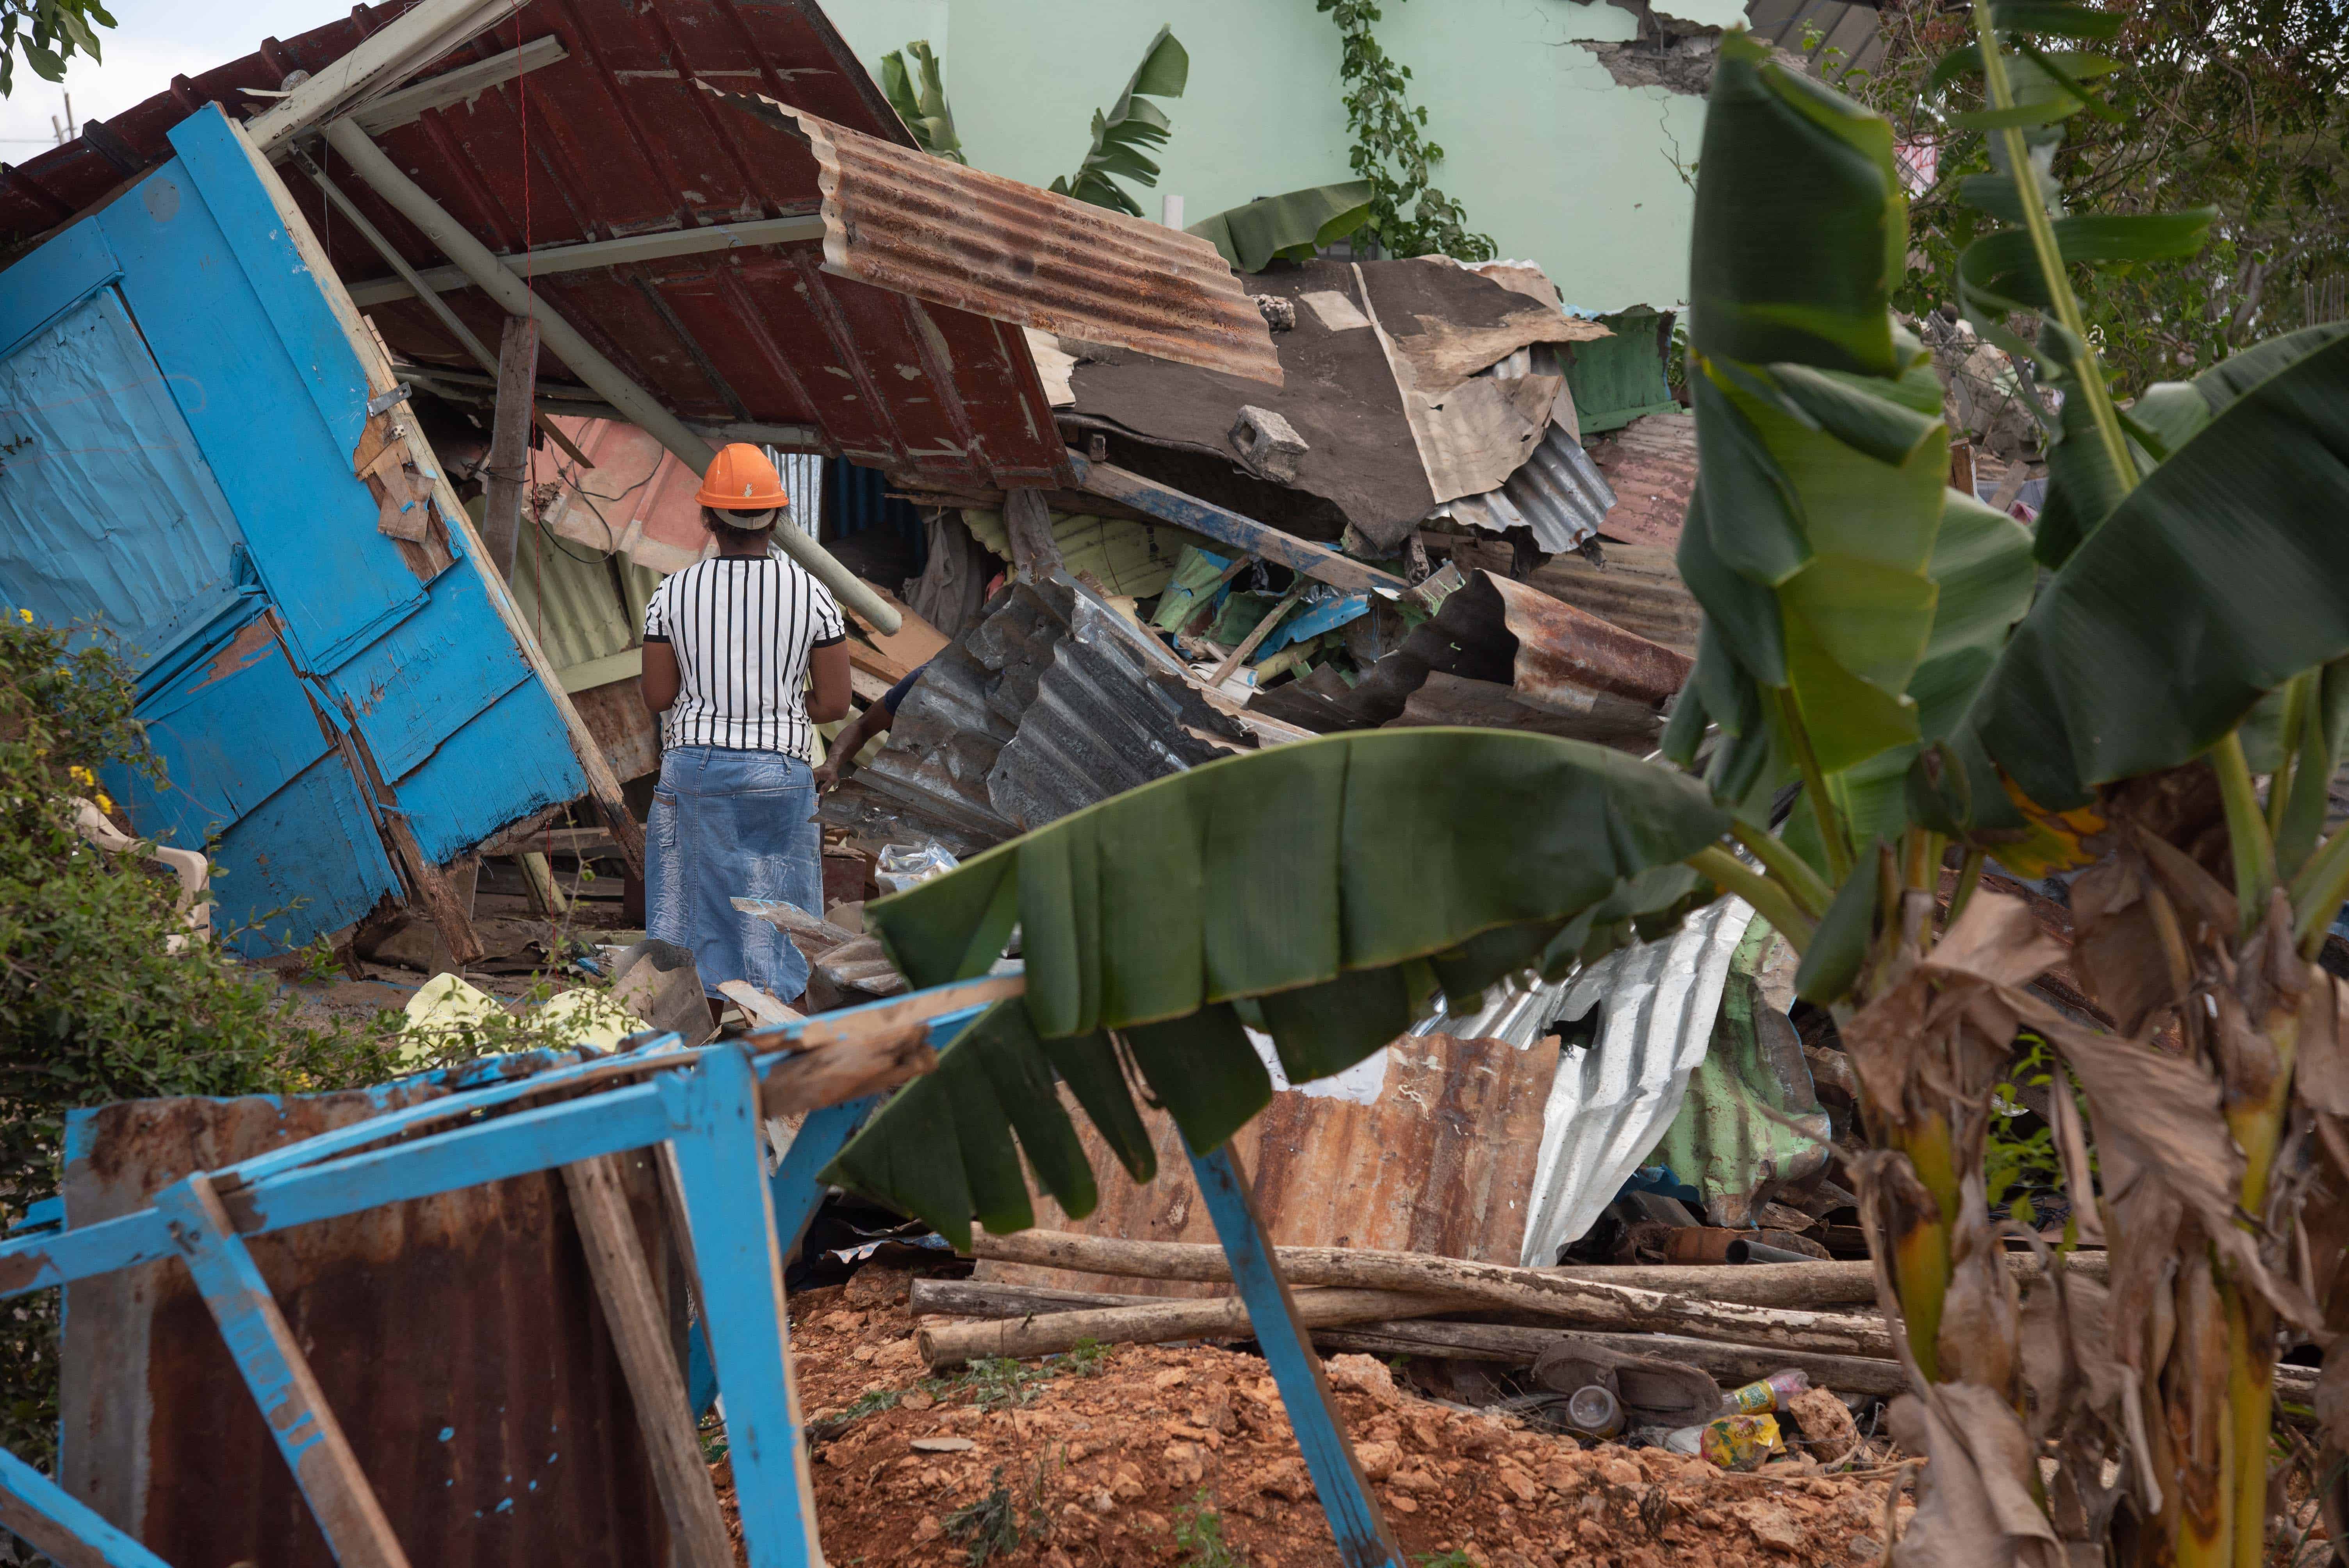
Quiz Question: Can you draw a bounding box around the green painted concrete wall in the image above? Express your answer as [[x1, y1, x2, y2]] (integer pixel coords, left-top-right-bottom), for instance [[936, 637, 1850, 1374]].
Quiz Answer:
[[821, 0, 1715, 312]]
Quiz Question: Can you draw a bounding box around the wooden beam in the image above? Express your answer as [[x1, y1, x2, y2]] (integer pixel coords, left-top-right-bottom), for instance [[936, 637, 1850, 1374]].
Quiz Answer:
[[153, 1173, 413, 1568], [1207, 577, 1305, 688], [1068, 453, 1408, 595], [0, 1447, 174, 1568], [345, 214, 830, 307], [561, 1155, 734, 1568], [348, 35, 568, 136], [481, 315, 538, 577], [1001, 487, 1062, 581], [247, 0, 523, 153]]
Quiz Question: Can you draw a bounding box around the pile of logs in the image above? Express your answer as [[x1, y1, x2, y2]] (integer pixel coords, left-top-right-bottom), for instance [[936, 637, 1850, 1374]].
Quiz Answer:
[[913, 1231, 2318, 1408]]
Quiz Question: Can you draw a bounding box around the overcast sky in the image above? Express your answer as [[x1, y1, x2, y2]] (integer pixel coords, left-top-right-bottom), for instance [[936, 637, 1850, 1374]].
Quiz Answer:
[[0, 0, 351, 154]]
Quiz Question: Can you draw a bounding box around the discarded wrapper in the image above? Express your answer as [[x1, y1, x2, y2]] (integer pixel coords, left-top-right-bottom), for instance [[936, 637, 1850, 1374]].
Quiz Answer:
[[1697, 1412, 1783, 1471]]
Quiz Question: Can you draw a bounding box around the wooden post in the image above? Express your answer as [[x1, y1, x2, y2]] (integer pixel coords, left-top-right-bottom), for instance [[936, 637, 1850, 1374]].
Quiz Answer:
[[1002, 487, 1063, 581], [481, 315, 539, 579], [153, 1172, 413, 1568], [1206, 578, 1307, 688], [0, 1446, 174, 1568], [658, 1046, 824, 1568], [561, 1154, 734, 1568], [1187, 1145, 1405, 1568]]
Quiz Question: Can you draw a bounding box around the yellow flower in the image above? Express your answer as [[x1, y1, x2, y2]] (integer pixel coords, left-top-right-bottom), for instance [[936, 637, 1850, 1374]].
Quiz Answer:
[[68, 765, 95, 789], [16, 608, 30, 623], [96, 792, 116, 815]]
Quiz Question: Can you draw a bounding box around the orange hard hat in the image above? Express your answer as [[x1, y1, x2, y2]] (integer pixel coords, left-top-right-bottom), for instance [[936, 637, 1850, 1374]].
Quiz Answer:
[[695, 443, 790, 510]]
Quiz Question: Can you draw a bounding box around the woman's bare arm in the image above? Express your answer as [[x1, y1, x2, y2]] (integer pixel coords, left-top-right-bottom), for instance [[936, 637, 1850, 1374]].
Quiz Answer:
[[806, 640, 853, 725], [640, 640, 681, 715]]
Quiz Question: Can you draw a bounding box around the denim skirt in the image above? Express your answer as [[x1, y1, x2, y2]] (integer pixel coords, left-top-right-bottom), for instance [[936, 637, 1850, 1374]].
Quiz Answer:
[[646, 745, 821, 1001]]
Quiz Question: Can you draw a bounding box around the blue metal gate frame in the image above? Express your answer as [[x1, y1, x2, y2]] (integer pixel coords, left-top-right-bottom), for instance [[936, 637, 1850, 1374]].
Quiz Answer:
[[0, 979, 1406, 1568]]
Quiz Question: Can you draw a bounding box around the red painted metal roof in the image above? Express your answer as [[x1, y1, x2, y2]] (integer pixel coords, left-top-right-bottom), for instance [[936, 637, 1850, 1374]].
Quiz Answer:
[[0, 0, 1075, 492]]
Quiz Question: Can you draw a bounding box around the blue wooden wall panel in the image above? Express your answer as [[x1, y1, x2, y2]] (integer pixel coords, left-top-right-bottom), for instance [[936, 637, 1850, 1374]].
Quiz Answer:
[[121, 608, 331, 851], [392, 678, 586, 864], [90, 149, 425, 673], [166, 109, 372, 463], [0, 287, 247, 666], [0, 218, 118, 358], [326, 565, 538, 783], [212, 752, 400, 954]]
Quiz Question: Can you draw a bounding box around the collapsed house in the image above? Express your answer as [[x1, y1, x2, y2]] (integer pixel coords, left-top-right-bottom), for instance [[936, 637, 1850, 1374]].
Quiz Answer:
[[0, 4, 1993, 1563]]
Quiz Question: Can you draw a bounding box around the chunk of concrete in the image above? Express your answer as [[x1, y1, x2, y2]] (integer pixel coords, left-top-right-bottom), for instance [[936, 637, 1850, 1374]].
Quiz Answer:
[[610, 937, 715, 1045], [1230, 404, 1309, 484]]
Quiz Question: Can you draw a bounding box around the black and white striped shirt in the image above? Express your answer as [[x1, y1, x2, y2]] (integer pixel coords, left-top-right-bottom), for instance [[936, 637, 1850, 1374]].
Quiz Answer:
[[642, 550, 846, 759]]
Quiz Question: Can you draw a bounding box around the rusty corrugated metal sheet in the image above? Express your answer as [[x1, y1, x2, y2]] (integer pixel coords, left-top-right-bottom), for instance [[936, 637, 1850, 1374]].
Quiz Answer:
[[705, 93, 1281, 388], [59, 1087, 676, 1567], [1478, 570, 1691, 709], [980, 1031, 1561, 1301], [1526, 543, 1703, 658], [1585, 411, 1697, 550], [0, 0, 1073, 494], [1437, 419, 1617, 554]]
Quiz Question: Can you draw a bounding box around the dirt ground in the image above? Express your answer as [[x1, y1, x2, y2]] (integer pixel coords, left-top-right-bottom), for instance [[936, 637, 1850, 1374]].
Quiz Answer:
[[718, 1267, 1905, 1568]]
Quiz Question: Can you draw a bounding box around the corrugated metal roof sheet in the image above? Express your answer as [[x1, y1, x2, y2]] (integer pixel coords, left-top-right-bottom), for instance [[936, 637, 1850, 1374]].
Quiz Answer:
[[1585, 411, 1697, 550], [0, 0, 1075, 494], [708, 93, 1283, 388], [1744, 0, 1893, 77], [820, 576, 1251, 854], [1519, 897, 1757, 1266], [979, 1030, 1563, 1302], [1438, 419, 1618, 553]]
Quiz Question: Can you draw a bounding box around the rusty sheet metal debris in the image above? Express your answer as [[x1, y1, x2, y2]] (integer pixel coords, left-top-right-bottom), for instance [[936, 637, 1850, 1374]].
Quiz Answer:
[[980, 1032, 1561, 1302], [705, 91, 1282, 388], [1436, 416, 1618, 554], [1584, 411, 1697, 550], [1520, 897, 1757, 1267], [0, 0, 1074, 494], [1247, 568, 1689, 748], [59, 1084, 675, 1567], [820, 577, 1251, 855]]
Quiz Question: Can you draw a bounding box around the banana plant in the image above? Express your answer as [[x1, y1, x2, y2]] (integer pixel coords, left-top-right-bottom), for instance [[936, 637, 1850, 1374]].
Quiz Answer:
[[826, 11, 2349, 1561], [1049, 24, 1189, 216], [879, 40, 965, 164]]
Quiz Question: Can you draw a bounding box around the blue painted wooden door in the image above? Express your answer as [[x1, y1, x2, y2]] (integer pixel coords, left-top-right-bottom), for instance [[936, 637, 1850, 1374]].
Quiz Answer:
[[0, 107, 590, 950]]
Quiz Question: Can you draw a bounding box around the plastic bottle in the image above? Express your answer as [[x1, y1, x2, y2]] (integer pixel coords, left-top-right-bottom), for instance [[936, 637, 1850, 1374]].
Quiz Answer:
[[1723, 1366, 1811, 1414], [1563, 1384, 1623, 1440]]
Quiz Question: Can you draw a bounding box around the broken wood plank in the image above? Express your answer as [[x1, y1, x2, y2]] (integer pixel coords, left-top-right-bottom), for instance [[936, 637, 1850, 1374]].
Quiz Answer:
[[1003, 487, 1064, 582], [968, 1229, 1899, 1358], [560, 1154, 734, 1568], [481, 315, 538, 578], [717, 980, 802, 1026], [0, 1446, 173, 1568], [1068, 453, 1408, 596], [1207, 577, 1307, 688]]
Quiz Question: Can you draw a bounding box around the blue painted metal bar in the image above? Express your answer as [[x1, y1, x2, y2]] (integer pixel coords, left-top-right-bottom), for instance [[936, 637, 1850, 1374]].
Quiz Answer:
[[232, 1083, 670, 1238], [688, 1093, 882, 1418], [230, 1039, 686, 1182], [1068, 452, 1409, 595], [769, 1097, 880, 1253], [0, 1443, 175, 1568], [153, 1174, 411, 1568], [1187, 1145, 1406, 1568], [660, 1046, 823, 1568]]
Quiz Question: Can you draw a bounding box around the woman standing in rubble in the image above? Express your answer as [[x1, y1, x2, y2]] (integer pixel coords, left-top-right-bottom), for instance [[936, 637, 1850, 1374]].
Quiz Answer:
[[639, 444, 853, 1014]]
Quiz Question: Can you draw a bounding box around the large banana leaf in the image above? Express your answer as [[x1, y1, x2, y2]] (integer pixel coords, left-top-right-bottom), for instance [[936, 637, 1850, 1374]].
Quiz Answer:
[[1676, 34, 1953, 809], [823, 730, 1731, 1247], [1188, 181, 1374, 272], [879, 41, 964, 164], [1975, 326, 2349, 807], [1050, 25, 1188, 217]]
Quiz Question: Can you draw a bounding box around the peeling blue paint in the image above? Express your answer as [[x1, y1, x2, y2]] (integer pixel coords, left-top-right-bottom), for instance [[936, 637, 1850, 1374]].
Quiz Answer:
[[0, 104, 592, 955]]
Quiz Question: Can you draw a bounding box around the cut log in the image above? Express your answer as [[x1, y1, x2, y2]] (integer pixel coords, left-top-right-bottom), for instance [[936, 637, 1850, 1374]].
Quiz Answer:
[[916, 1287, 1468, 1367], [970, 1231, 1897, 1357]]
